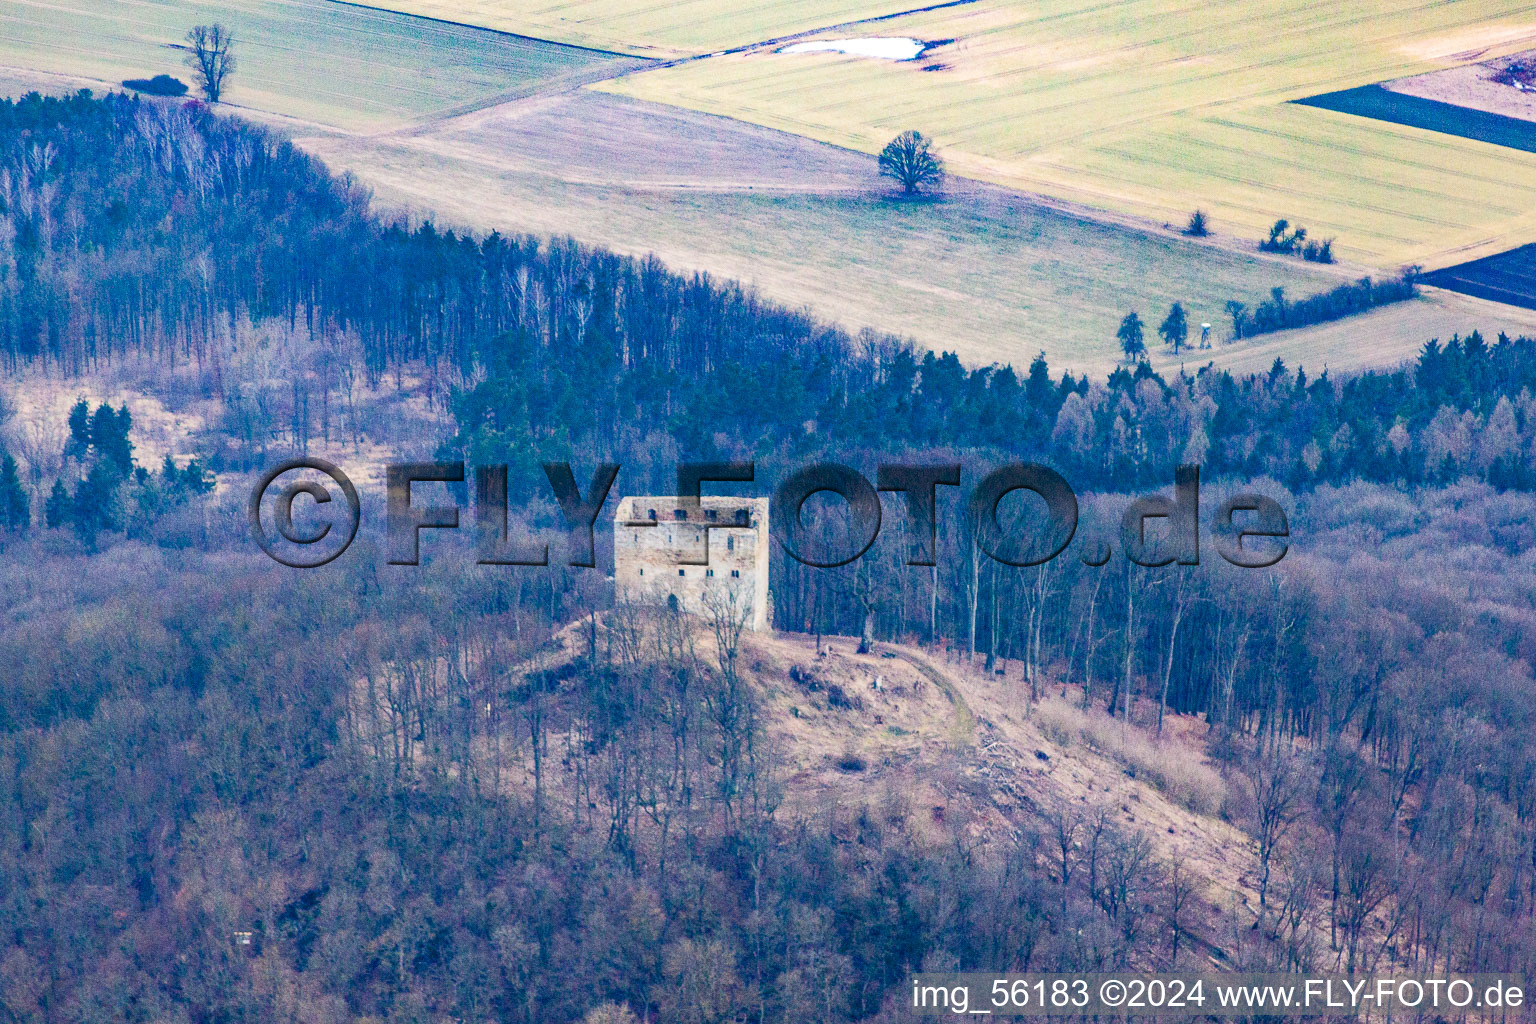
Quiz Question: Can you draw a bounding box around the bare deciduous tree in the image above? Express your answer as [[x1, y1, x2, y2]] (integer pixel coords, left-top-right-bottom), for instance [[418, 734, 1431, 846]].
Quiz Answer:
[[878, 130, 945, 196], [184, 24, 236, 103], [1164, 849, 1198, 964], [1048, 797, 1084, 910], [1247, 746, 1312, 914]]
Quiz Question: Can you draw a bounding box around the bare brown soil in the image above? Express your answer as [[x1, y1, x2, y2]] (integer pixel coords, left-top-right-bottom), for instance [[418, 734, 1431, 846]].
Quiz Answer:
[[1386, 49, 1536, 122]]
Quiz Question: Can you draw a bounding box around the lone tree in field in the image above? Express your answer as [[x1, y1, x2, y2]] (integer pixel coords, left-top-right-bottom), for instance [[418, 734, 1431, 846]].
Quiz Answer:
[[878, 130, 945, 196], [1159, 302, 1188, 353], [1117, 311, 1146, 362], [184, 24, 236, 103], [1184, 209, 1209, 236]]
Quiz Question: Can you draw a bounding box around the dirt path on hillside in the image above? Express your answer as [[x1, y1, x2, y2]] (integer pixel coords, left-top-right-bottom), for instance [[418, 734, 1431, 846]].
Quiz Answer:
[[880, 645, 978, 747]]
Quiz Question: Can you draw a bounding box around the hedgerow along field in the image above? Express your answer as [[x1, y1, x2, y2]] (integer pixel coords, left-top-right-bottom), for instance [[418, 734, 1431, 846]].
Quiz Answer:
[[0, 0, 641, 130], [597, 0, 1536, 270]]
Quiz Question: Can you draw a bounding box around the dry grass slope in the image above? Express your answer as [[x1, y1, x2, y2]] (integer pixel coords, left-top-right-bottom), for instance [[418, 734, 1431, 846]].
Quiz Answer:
[[745, 634, 1258, 921], [491, 623, 1261, 930]]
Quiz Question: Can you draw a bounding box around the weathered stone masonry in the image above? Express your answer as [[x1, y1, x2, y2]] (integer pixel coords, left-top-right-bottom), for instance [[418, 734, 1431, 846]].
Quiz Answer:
[[613, 495, 771, 631]]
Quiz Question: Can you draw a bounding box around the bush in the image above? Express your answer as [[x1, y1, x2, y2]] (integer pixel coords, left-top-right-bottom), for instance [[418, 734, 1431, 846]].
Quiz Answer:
[[836, 749, 867, 772], [1183, 209, 1209, 236], [1301, 238, 1334, 263], [1259, 218, 1304, 254], [122, 75, 188, 97], [1260, 218, 1334, 261]]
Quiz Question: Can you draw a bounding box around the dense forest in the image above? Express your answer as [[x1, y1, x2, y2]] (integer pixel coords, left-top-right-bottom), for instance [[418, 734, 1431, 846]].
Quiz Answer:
[[6, 90, 1535, 496], [2, 90, 1536, 1024]]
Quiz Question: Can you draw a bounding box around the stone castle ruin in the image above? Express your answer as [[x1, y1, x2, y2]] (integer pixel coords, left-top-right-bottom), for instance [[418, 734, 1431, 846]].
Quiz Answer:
[[613, 495, 771, 631]]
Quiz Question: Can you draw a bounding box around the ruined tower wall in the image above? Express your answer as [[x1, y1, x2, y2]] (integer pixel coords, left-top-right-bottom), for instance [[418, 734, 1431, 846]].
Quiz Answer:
[[612, 495, 771, 631]]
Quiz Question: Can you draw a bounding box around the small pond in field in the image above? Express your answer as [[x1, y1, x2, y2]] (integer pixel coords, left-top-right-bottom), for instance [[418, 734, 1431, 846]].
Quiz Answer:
[[779, 37, 927, 61]]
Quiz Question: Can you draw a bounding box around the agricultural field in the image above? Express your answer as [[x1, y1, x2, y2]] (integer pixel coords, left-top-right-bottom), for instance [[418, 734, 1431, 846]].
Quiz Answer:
[[1422, 242, 1536, 310], [303, 90, 1348, 374], [600, 0, 1536, 269], [298, 91, 1536, 376], [323, 0, 926, 58], [1296, 85, 1536, 154], [4, 0, 1535, 376], [0, 0, 641, 130]]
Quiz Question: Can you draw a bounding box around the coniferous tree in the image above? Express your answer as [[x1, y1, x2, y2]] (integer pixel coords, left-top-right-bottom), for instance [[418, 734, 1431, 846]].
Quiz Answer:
[[1025, 352, 1054, 409], [182, 459, 215, 495], [1159, 302, 1188, 353], [44, 480, 69, 529], [89, 403, 132, 477], [65, 398, 91, 460], [1117, 312, 1146, 362], [0, 450, 27, 533], [69, 462, 122, 544], [115, 405, 133, 469]]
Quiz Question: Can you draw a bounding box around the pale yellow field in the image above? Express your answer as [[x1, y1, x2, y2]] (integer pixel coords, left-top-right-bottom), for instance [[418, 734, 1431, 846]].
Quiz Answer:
[[331, 0, 920, 57], [599, 0, 1536, 269]]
